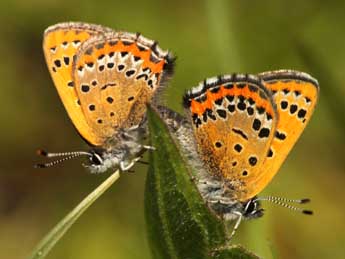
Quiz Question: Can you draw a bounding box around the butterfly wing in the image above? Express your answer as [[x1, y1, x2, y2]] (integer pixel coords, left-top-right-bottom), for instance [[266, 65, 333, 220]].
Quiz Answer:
[[183, 74, 278, 201], [43, 22, 113, 146], [242, 70, 319, 199], [72, 32, 174, 145]]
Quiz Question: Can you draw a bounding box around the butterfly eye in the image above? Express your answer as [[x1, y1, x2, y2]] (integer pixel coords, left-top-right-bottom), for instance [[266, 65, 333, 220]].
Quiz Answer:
[[244, 199, 257, 215], [90, 152, 103, 165]]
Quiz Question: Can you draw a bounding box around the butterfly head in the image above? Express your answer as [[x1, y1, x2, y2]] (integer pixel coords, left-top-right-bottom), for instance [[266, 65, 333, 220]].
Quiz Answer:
[[241, 198, 265, 219], [36, 124, 150, 173], [207, 196, 264, 222], [85, 125, 149, 173]]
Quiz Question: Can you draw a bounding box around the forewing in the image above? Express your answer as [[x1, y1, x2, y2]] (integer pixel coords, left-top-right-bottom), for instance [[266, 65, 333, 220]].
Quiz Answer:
[[43, 22, 113, 146], [244, 70, 319, 199]]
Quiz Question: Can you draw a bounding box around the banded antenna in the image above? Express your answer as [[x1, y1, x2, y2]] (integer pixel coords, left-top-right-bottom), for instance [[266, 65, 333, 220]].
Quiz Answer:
[[254, 196, 313, 215], [35, 149, 94, 168]]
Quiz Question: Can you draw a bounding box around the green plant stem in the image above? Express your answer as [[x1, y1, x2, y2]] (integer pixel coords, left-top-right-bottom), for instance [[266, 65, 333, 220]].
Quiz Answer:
[[28, 170, 120, 259]]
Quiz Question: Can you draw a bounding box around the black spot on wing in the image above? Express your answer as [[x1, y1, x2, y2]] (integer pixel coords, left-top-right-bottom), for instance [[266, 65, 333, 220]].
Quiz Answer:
[[216, 109, 227, 119], [63, 57, 70, 66], [257, 107, 265, 114], [81, 84, 90, 93], [247, 107, 254, 116], [226, 95, 234, 103], [275, 131, 286, 140], [252, 119, 261, 131], [54, 59, 61, 67], [106, 96, 114, 104], [290, 104, 298, 114], [126, 70, 136, 77], [298, 109, 307, 119], [121, 51, 128, 58], [280, 100, 288, 110], [234, 144, 243, 153], [228, 104, 235, 113], [215, 141, 222, 148], [107, 62, 114, 69], [89, 104, 95, 111], [136, 74, 149, 81], [98, 65, 105, 72], [237, 97, 246, 111], [86, 62, 94, 68], [248, 156, 258, 166], [215, 98, 223, 106], [232, 128, 248, 140], [258, 128, 270, 138]]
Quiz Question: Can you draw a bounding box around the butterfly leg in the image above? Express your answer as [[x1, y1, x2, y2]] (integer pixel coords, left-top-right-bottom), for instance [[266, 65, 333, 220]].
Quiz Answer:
[[227, 211, 243, 242], [142, 145, 155, 151], [120, 157, 141, 171]]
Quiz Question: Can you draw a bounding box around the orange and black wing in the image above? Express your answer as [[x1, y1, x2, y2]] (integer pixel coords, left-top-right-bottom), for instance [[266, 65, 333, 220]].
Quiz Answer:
[[72, 31, 174, 143], [43, 22, 112, 146], [183, 74, 278, 201], [243, 70, 319, 199]]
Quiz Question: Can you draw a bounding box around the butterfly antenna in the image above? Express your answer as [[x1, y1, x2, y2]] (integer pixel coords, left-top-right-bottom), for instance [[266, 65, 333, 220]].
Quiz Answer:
[[35, 149, 93, 168], [36, 149, 92, 158], [259, 196, 311, 204], [255, 196, 313, 215]]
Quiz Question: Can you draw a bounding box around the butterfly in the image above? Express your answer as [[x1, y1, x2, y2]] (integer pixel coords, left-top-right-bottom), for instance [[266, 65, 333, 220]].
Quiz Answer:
[[157, 70, 319, 239], [36, 22, 174, 173]]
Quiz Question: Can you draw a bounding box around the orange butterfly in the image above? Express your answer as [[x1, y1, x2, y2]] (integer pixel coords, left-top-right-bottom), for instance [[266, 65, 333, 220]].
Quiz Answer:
[[37, 22, 174, 172], [159, 70, 319, 239]]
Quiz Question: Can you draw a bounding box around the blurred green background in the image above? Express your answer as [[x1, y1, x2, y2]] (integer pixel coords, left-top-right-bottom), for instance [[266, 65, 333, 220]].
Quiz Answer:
[[0, 0, 344, 258]]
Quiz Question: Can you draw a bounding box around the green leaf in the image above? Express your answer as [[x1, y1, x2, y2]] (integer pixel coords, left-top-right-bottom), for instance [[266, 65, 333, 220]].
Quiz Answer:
[[212, 245, 261, 259], [144, 107, 259, 259], [29, 170, 120, 259]]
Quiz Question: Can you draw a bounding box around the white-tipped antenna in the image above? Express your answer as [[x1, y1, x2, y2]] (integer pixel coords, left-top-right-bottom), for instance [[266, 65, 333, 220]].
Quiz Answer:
[[254, 196, 313, 215], [35, 149, 93, 168]]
